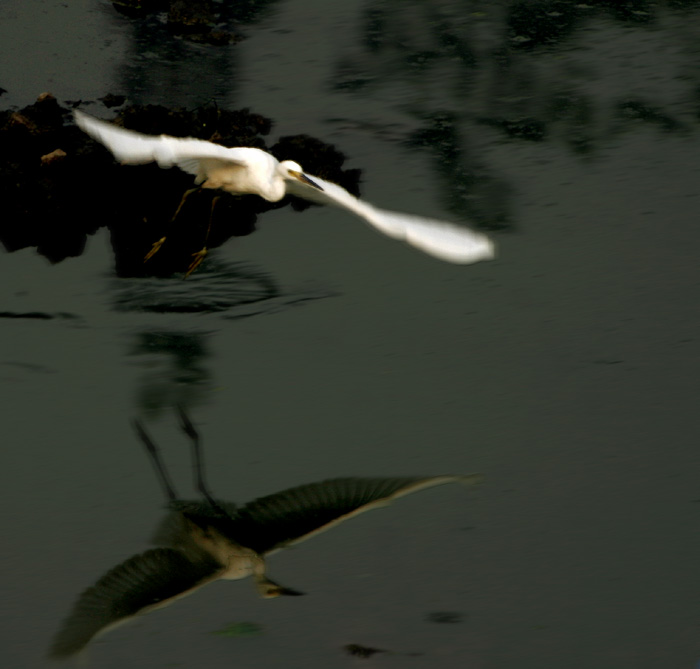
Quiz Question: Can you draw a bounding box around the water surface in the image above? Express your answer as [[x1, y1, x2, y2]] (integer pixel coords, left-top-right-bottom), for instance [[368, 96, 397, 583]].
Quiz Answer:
[[1, 2, 700, 668]]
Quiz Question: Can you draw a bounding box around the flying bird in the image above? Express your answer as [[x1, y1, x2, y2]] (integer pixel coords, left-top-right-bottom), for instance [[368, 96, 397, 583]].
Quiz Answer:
[[49, 409, 481, 658], [73, 110, 496, 269]]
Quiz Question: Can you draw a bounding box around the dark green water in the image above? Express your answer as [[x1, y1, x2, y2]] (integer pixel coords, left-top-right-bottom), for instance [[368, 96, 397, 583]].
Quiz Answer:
[[1, 2, 700, 667]]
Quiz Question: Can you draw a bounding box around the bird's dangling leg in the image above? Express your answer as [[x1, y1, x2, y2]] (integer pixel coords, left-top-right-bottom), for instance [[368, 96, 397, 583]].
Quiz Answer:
[[144, 236, 167, 262], [175, 406, 227, 516], [132, 419, 179, 503], [144, 187, 201, 262], [175, 406, 233, 523], [185, 249, 208, 277], [184, 194, 220, 277]]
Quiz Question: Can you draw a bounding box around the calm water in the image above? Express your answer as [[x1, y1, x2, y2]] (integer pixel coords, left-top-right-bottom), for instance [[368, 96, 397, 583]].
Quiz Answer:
[[2, 1, 700, 668]]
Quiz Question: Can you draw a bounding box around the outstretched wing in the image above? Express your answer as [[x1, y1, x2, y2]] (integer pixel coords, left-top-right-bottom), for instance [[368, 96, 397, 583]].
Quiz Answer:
[[49, 547, 223, 658], [285, 175, 496, 264], [73, 110, 249, 181], [228, 475, 481, 555]]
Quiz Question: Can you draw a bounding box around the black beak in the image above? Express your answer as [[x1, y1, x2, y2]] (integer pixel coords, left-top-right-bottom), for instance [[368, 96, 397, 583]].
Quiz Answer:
[[278, 586, 305, 596], [290, 170, 324, 191]]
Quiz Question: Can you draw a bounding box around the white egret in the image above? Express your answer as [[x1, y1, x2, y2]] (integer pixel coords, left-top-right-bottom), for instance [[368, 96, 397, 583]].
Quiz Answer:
[[74, 110, 496, 267], [49, 409, 482, 658]]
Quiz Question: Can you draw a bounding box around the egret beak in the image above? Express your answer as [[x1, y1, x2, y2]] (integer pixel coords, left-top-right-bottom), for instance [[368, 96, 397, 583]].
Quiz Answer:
[[289, 170, 324, 191]]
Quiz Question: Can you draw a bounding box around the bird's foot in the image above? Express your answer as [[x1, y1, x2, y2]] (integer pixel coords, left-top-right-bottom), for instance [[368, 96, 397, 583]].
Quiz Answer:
[[185, 247, 208, 277], [144, 237, 167, 262]]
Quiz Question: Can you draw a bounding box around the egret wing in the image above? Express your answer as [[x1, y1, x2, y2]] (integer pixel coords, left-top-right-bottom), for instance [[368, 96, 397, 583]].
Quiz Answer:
[[49, 547, 223, 658], [285, 174, 496, 264], [74, 111, 248, 179], [228, 475, 481, 555]]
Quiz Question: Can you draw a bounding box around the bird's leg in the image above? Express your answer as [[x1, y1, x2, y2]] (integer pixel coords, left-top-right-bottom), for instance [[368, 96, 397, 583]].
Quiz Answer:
[[133, 420, 178, 502], [144, 187, 201, 262], [184, 250, 207, 277], [251, 559, 305, 598], [176, 406, 230, 518], [184, 194, 220, 277], [143, 236, 167, 262]]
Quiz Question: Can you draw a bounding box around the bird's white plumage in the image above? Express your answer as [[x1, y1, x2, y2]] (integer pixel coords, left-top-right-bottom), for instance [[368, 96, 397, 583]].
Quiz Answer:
[[285, 175, 495, 264], [74, 110, 496, 264], [74, 110, 245, 171]]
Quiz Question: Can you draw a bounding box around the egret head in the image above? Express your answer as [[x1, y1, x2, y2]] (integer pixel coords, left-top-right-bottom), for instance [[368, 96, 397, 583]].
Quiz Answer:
[[279, 160, 324, 191]]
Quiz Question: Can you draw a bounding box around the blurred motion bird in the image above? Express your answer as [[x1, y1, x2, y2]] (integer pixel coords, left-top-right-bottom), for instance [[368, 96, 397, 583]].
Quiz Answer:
[[74, 110, 496, 270], [49, 409, 481, 658]]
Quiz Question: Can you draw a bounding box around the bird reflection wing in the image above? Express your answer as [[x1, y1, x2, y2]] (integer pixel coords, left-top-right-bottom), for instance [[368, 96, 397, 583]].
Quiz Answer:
[[74, 111, 249, 177], [49, 547, 223, 658], [285, 174, 495, 264], [229, 475, 481, 555]]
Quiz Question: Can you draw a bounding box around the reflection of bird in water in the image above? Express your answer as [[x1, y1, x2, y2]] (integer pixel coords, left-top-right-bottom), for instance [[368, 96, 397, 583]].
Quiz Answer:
[[49, 409, 481, 658], [74, 111, 496, 273]]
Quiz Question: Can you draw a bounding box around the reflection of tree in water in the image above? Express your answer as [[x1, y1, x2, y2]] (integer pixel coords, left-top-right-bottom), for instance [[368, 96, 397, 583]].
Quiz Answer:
[[333, 2, 513, 230], [406, 112, 511, 231], [115, 5, 238, 107], [112, 0, 282, 26], [129, 331, 211, 417], [332, 0, 700, 227], [111, 0, 285, 106], [334, 0, 697, 95]]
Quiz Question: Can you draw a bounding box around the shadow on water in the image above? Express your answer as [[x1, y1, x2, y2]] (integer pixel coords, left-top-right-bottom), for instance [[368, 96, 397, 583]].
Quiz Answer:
[[49, 409, 481, 659]]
